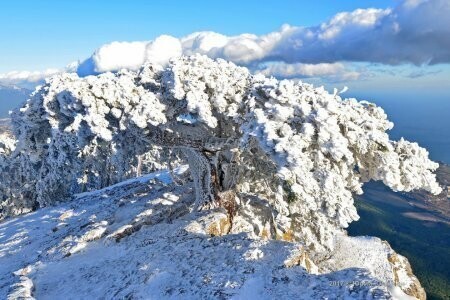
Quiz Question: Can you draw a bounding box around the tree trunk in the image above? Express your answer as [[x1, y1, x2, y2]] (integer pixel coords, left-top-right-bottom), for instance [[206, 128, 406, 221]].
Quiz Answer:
[[136, 155, 143, 177]]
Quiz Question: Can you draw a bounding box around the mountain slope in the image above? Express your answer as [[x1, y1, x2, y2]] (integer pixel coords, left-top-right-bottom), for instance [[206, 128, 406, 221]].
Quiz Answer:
[[0, 166, 424, 299], [0, 85, 30, 117]]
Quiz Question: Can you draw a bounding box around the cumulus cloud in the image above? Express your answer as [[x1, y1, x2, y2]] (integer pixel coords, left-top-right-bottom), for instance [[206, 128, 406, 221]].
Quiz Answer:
[[85, 41, 147, 74], [74, 0, 449, 77], [0, 69, 61, 89], [275, 0, 450, 65], [257, 62, 362, 82], [317, 8, 391, 40], [0, 62, 79, 88], [77, 35, 182, 76], [2, 0, 449, 88]]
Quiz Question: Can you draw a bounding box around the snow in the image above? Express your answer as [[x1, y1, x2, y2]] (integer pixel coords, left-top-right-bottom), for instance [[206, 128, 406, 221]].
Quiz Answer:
[[2, 55, 441, 252], [75, 165, 188, 198], [0, 167, 424, 299], [176, 114, 198, 124], [320, 236, 401, 288], [0, 55, 437, 299]]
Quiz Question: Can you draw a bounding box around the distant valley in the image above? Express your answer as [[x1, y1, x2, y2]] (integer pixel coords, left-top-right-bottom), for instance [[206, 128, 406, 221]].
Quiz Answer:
[[349, 163, 450, 299], [0, 85, 30, 118], [0, 118, 11, 134]]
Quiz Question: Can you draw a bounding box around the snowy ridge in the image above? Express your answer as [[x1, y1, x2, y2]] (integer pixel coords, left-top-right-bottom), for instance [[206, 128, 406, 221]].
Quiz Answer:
[[0, 167, 424, 299]]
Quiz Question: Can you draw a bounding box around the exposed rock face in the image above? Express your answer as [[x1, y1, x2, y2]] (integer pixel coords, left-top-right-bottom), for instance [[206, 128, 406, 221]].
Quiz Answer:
[[0, 168, 425, 299], [388, 251, 426, 300], [283, 247, 319, 274], [315, 235, 427, 299], [0, 118, 11, 134], [185, 209, 231, 237]]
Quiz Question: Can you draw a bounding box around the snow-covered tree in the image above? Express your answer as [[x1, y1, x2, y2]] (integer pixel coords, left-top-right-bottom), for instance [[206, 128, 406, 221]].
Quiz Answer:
[[1, 55, 441, 250], [0, 132, 37, 217]]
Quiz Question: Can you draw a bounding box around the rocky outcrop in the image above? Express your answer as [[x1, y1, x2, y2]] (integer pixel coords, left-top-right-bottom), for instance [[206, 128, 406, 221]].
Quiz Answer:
[[388, 251, 426, 300]]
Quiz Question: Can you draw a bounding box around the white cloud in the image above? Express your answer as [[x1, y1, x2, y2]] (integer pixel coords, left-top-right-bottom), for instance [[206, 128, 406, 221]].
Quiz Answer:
[[0, 69, 59, 82], [92, 36, 181, 73], [0, 60, 82, 88], [146, 35, 182, 66], [75, 0, 449, 75], [3, 0, 449, 88], [318, 8, 391, 40], [0, 69, 61, 89], [91, 41, 148, 73], [276, 0, 450, 65], [181, 31, 228, 54], [77, 35, 182, 75], [257, 62, 362, 82]]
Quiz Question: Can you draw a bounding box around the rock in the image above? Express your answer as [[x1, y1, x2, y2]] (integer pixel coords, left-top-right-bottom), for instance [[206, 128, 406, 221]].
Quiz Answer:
[[185, 209, 231, 236], [388, 251, 426, 300], [317, 235, 426, 299]]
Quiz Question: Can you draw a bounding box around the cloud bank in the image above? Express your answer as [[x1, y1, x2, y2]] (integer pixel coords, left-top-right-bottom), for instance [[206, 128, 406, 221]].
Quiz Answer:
[[76, 0, 449, 76], [1, 0, 449, 87], [0, 69, 61, 89], [257, 62, 362, 81], [0, 62, 78, 89]]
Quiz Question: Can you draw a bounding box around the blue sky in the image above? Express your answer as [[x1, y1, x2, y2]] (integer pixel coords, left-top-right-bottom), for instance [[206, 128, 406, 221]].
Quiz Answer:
[[0, 0, 449, 163], [0, 0, 449, 98], [0, 0, 396, 71]]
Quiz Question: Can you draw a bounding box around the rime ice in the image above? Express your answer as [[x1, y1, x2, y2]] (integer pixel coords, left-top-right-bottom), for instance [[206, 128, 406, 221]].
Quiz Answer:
[[0, 55, 441, 252]]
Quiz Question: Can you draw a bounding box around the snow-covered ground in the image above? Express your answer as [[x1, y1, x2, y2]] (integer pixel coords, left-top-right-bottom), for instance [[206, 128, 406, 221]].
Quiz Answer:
[[0, 166, 424, 299]]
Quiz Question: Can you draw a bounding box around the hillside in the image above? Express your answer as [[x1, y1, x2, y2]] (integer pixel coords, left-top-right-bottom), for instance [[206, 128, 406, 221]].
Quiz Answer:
[[349, 163, 450, 299], [0, 85, 30, 118], [0, 166, 423, 299], [0, 55, 441, 300], [407, 163, 450, 218], [0, 118, 10, 134]]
